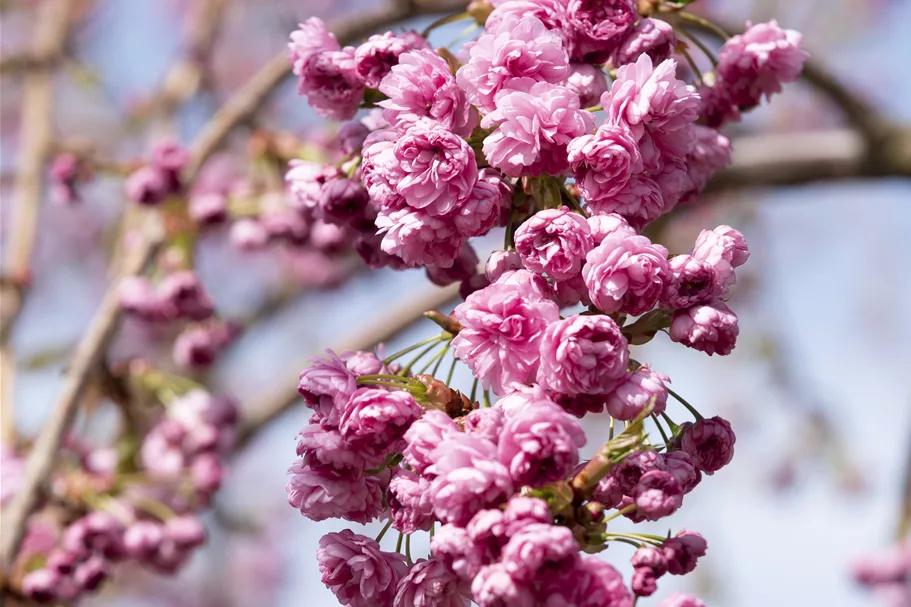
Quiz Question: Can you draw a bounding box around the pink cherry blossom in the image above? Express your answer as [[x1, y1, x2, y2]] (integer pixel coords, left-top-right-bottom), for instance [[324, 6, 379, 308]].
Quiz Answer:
[[317, 529, 408, 607], [498, 398, 586, 487], [716, 20, 809, 108], [457, 16, 569, 114], [339, 388, 422, 456], [613, 18, 677, 67], [451, 272, 561, 395], [427, 433, 514, 525], [355, 31, 428, 88], [564, 63, 609, 108], [605, 365, 669, 421], [566, 0, 638, 63], [538, 315, 629, 395], [379, 49, 477, 137], [514, 207, 593, 280], [568, 123, 642, 203], [482, 81, 594, 177], [403, 410, 459, 476], [669, 300, 739, 355], [286, 463, 384, 523], [662, 254, 717, 309], [583, 232, 669, 315], [662, 531, 708, 575], [394, 558, 470, 607], [679, 416, 736, 475], [297, 48, 365, 121], [289, 18, 340, 75], [388, 468, 435, 534]]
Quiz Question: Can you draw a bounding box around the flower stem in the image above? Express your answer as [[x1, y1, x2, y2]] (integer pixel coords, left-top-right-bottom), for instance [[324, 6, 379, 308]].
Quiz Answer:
[[384, 335, 443, 365], [667, 387, 704, 420], [405, 534, 413, 564], [445, 356, 458, 387], [402, 341, 445, 376], [431, 344, 452, 377], [396, 532, 404, 553], [677, 25, 719, 68], [678, 11, 731, 40], [375, 519, 394, 543], [652, 414, 671, 446], [680, 47, 705, 87], [603, 503, 637, 523], [418, 342, 450, 375], [421, 12, 471, 39]]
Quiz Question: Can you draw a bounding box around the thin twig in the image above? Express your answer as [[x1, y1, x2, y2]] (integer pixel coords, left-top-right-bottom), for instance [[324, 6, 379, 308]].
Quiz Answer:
[[0, 222, 165, 578], [233, 284, 460, 450], [0, 0, 77, 444]]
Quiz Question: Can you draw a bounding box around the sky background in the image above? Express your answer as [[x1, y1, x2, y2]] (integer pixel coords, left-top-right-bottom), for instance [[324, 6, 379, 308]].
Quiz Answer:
[[2, 0, 910, 605]]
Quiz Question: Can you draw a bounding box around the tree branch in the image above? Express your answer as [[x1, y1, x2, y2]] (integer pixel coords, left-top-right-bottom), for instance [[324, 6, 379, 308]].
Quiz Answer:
[[184, 0, 469, 180], [0, 223, 165, 580], [233, 284, 461, 450], [0, 0, 77, 443], [707, 127, 911, 192]]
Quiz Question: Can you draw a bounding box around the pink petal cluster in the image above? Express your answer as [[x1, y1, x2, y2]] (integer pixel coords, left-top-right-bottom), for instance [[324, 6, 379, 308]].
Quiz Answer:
[[613, 18, 677, 66], [394, 559, 469, 607], [679, 416, 736, 475], [566, 0, 638, 63], [482, 81, 594, 177], [388, 469, 435, 534], [379, 49, 477, 137], [538, 315, 630, 395], [605, 365, 669, 420], [716, 20, 809, 108], [286, 462, 386, 523], [568, 123, 642, 203], [355, 31, 428, 88], [661, 254, 717, 310], [339, 388, 422, 456], [514, 207, 593, 280], [457, 16, 569, 114], [402, 410, 459, 475], [317, 530, 408, 607], [389, 120, 478, 215], [670, 300, 739, 355], [583, 231, 669, 315], [497, 397, 586, 487], [662, 530, 708, 575], [426, 433, 514, 525], [564, 63, 609, 108], [451, 271, 560, 395], [691, 225, 750, 298], [297, 48, 365, 121]]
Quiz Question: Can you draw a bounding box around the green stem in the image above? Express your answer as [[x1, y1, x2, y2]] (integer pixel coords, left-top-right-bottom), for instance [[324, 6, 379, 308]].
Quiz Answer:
[[660, 411, 679, 434], [606, 537, 644, 549], [585, 104, 603, 112], [402, 341, 444, 376], [395, 532, 404, 553], [677, 26, 719, 68], [652, 414, 671, 446], [680, 47, 705, 87], [421, 11, 471, 38], [667, 387, 704, 420], [469, 378, 479, 403], [431, 344, 451, 377], [603, 503, 637, 523], [609, 416, 615, 441], [445, 356, 458, 387], [384, 335, 443, 365], [375, 519, 394, 543], [678, 11, 731, 40], [418, 343, 450, 375], [405, 534, 413, 564], [483, 389, 491, 408]]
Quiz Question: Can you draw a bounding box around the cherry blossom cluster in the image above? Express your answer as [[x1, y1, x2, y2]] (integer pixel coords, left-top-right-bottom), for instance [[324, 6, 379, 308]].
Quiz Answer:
[[852, 543, 911, 607], [283, 3, 806, 605], [7, 388, 237, 604]]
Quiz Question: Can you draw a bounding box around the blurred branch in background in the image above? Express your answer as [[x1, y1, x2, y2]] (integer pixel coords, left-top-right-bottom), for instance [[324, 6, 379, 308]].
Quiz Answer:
[[186, 0, 466, 180], [0, 0, 77, 443], [0, 224, 164, 581]]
